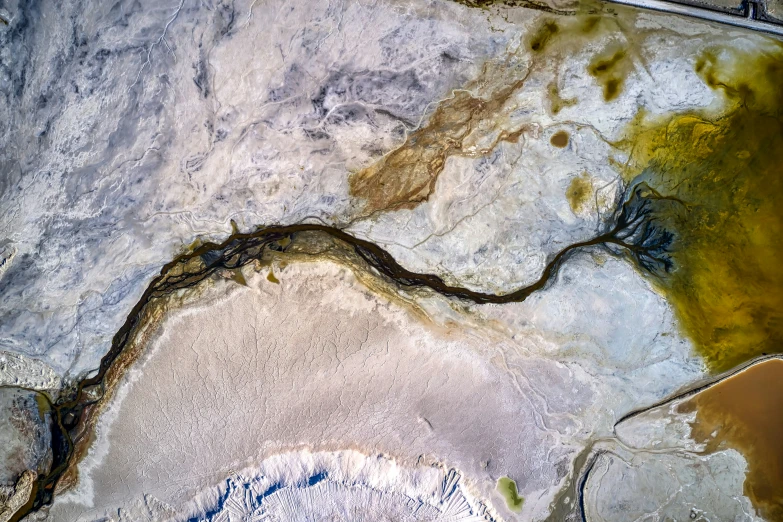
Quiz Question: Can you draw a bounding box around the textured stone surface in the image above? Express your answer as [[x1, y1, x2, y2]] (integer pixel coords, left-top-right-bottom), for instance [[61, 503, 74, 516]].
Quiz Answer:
[[0, 389, 50, 486], [582, 376, 770, 522], [768, 0, 783, 20], [47, 260, 700, 521], [0, 0, 728, 380], [1, 0, 781, 520]]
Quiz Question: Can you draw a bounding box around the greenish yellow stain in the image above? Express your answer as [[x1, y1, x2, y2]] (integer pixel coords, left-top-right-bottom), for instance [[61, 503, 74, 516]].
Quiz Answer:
[[497, 476, 524, 512], [588, 45, 630, 101], [185, 238, 204, 253], [566, 172, 593, 214], [34, 393, 50, 420], [618, 41, 783, 373], [547, 81, 577, 114], [529, 20, 560, 52], [229, 269, 248, 287], [267, 269, 280, 284]]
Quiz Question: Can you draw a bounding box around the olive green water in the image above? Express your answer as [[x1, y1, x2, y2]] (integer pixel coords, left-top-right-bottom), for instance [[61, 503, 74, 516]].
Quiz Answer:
[[619, 42, 783, 373], [497, 476, 524, 512]]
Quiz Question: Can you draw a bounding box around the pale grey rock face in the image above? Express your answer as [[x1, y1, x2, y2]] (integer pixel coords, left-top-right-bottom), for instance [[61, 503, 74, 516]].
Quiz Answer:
[[0, 389, 50, 486], [583, 397, 762, 522], [0, 352, 61, 390], [0, 0, 494, 378], [0, 0, 731, 380], [1, 0, 779, 520]]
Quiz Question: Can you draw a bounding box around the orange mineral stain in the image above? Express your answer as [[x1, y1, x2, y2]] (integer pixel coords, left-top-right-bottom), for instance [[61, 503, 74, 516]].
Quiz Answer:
[[682, 359, 783, 519]]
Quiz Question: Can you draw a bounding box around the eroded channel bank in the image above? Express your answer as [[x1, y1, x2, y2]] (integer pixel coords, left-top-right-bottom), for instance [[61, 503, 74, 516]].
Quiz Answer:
[[13, 180, 674, 520]]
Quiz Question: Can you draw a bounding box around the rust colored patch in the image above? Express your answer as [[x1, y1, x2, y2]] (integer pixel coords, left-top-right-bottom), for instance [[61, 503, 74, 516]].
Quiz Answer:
[[550, 130, 569, 147], [349, 9, 642, 216], [349, 75, 529, 214], [681, 359, 783, 519]]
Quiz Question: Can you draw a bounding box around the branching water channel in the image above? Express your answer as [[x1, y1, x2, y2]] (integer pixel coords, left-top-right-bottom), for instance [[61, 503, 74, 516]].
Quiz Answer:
[[11, 182, 677, 520]]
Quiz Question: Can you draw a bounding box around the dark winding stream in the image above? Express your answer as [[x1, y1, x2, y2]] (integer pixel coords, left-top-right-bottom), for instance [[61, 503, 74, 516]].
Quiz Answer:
[[12, 182, 673, 520]]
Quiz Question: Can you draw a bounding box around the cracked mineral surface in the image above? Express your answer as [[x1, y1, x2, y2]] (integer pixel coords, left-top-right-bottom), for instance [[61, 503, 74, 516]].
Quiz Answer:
[[1, 0, 781, 520]]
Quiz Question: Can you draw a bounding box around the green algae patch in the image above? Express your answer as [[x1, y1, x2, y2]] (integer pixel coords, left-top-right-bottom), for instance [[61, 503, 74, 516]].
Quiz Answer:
[[497, 476, 524, 512], [618, 42, 783, 373]]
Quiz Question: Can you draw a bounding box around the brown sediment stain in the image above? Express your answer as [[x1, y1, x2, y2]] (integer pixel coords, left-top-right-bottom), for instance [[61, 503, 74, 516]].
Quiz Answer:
[[528, 16, 606, 54], [228, 268, 248, 286], [351, 10, 636, 216], [547, 81, 577, 114], [550, 130, 570, 147], [679, 359, 783, 519], [588, 44, 631, 101], [349, 70, 531, 214], [266, 269, 279, 284], [565, 172, 593, 213], [618, 42, 783, 372]]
